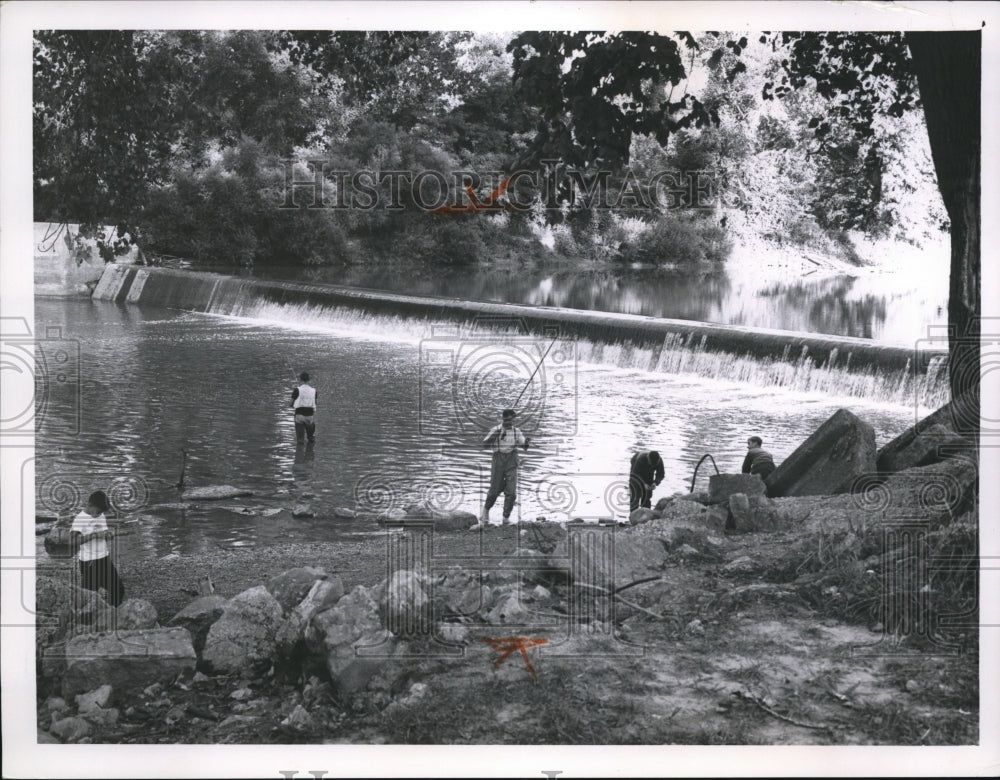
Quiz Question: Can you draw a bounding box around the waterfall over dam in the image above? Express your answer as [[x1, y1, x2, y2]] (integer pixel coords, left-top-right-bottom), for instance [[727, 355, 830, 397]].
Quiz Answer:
[[92, 265, 949, 407]]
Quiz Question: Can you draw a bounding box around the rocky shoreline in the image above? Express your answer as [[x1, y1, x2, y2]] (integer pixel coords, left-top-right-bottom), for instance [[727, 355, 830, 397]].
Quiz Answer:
[[34, 399, 980, 746]]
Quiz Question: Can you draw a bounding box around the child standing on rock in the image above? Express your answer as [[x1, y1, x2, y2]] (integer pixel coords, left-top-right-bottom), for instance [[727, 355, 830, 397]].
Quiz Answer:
[[70, 489, 125, 606]]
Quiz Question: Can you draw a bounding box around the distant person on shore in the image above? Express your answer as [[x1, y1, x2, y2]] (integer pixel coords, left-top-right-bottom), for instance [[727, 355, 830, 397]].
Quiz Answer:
[[290, 371, 317, 445], [742, 436, 776, 479], [629, 450, 664, 512], [71, 490, 125, 606], [479, 408, 530, 526]]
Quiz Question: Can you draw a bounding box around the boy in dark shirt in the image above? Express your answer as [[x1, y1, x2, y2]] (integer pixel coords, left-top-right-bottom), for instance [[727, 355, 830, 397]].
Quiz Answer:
[[629, 450, 664, 512], [742, 436, 776, 479]]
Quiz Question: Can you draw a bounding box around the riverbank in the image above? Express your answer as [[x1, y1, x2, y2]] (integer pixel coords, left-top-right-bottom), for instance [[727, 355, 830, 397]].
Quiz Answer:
[[39, 461, 979, 746]]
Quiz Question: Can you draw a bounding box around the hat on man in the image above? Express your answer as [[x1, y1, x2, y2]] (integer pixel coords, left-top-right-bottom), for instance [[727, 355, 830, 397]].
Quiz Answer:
[[502, 408, 516, 420]]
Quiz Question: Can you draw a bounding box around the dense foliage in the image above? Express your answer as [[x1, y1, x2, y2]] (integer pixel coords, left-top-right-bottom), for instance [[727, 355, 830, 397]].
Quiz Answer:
[[34, 30, 947, 269]]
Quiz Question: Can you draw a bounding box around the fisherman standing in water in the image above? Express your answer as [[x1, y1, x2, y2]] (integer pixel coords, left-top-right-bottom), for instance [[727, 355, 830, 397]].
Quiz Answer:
[[480, 408, 530, 526], [290, 371, 317, 445]]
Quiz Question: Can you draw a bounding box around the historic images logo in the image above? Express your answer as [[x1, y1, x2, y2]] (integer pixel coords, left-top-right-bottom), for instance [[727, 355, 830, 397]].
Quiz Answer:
[[279, 160, 734, 213]]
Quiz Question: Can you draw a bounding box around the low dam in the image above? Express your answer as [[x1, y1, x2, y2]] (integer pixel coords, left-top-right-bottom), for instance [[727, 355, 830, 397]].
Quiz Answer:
[[93, 264, 948, 408]]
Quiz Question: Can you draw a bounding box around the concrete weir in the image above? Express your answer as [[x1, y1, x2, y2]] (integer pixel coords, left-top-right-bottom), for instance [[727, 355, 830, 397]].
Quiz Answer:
[[93, 264, 945, 377]]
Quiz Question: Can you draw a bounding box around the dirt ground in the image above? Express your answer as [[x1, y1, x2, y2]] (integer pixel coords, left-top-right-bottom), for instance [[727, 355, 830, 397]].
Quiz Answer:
[[38, 521, 977, 746]]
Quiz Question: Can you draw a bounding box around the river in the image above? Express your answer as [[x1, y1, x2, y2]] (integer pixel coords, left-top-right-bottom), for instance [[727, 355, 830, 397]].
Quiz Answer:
[[35, 289, 933, 561]]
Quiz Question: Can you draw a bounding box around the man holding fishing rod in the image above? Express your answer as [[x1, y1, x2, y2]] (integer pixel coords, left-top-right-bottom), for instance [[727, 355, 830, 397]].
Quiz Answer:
[[475, 334, 556, 526], [480, 408, 530, 525]]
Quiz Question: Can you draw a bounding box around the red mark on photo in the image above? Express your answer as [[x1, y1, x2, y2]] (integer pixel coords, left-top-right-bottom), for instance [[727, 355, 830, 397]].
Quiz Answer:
[[483, 636, 548, 678], [431, 176, 518, 215]]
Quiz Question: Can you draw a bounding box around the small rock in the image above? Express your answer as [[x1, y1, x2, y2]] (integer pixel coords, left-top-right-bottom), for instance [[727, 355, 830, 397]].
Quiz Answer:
[[50, 716, 91, 742], [398, 682, 429, 707], [165, 706, 186, 725], [142, 683, 163, 698], [75, 684, 112, 713], [437, 623, 470, 645], [531, 585, 552, 600], [677, 544, 700, 556], [300, 492, 316, 500], [292, 504, 315, 518], [723, 556, 755, 573], [43, 696, 70, 717], [230, 687, 253, 700], [192, 672, 210, 684], [219, 714, 258, 728], [685, 619, 705, 637], [334, 507, 356, 518], [281, 704, 315, 731], [181, 485, 253, 501], [80, 706, 119, 729], [628, 508, 657, 525], [905, 679, 920, 693]]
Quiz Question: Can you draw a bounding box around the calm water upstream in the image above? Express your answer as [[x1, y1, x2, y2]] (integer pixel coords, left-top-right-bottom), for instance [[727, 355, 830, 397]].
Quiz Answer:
[[36, 296, 927, 561], [219, 254, 949, 346]]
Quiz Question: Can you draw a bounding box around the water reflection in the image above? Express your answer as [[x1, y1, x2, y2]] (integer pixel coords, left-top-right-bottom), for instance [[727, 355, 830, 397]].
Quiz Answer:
[[206, 258, 946, 345]]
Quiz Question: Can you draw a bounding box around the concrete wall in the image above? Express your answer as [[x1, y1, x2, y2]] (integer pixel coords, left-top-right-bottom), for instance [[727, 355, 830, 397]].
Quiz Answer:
[[34, 223, 140, 297], [92, 265, 946, 376]]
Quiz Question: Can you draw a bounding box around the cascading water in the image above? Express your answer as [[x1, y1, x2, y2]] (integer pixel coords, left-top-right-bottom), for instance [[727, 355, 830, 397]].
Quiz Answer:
[[198, 284, 949, 409], [52, 265, 950, 555]]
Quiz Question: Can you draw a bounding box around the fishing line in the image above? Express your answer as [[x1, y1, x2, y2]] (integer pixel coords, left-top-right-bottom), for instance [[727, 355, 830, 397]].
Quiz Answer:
[[512, 334, 560, 408]]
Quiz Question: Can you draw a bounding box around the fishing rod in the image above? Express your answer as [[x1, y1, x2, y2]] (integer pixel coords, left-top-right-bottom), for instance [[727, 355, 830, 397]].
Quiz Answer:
[[512, 334, 560, 408]]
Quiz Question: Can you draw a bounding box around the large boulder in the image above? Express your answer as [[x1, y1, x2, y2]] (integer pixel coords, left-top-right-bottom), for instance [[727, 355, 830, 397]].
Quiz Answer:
[[61, 627, 196, 700], [201, 586, 283, 674], [43, 523, 76, 558], [275, 578, 345, 655], [549, 504, 723, 590], [876, 390, 978, 472], [35, 576, 110, 646], [708, 474, 766, 503], [114, 599, 158, 630], [265, 567, 329, 613], [771, 455, 978, 532], [727, 494, 790, 533], [392, 502, 479, 531], [306, 584, 397, 697], [169, 595, 228, 654], [381, 569, 432, 636], [766, 408, 876, 497], [429, 567, 491, 619], [306, 584, 384, 655]]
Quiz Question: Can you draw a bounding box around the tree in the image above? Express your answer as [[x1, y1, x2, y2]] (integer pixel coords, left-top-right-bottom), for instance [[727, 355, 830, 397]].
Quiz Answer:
[[507, 30, 981, 420]]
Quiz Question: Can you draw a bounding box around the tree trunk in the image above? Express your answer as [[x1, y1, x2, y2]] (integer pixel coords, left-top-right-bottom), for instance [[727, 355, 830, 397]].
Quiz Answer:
[[905, 31, 981, 439]]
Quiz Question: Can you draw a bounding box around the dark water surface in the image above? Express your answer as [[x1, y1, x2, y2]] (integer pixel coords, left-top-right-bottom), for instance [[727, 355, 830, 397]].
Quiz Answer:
[[35, 297, 924, 561]]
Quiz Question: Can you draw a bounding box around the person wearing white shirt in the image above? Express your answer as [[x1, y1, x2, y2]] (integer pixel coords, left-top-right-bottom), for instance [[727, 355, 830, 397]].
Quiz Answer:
[[480, 408, 530, 525], [290, 371, 318, 444], [70, 490, 125, 606]]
